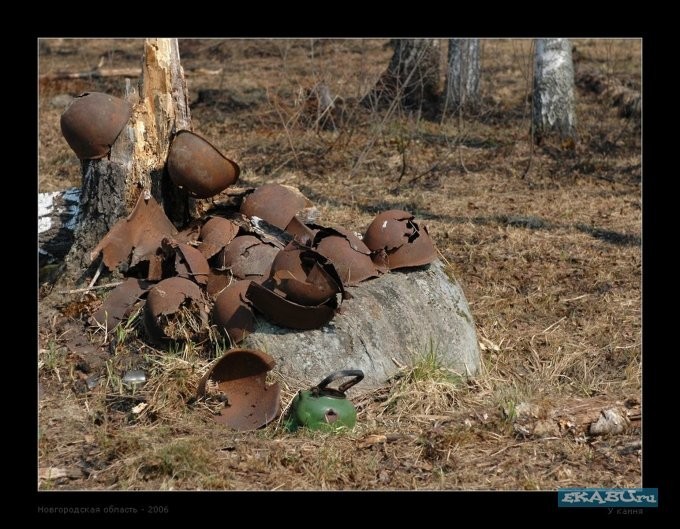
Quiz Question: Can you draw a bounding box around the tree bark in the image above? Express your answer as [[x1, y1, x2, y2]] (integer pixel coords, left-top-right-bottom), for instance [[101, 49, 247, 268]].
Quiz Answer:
[[444, 39, 480, 114], [58, 38, 194, 287], [363, 39, 441, 112], [533, 38, 577, 144]]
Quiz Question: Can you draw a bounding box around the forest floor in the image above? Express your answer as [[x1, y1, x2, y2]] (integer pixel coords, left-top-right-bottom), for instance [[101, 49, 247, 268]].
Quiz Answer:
[[38, 38, 641, 490]]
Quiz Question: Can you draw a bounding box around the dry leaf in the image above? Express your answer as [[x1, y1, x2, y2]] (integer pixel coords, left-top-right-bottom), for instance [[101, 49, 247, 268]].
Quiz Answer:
[[358, 434, 387, 448]]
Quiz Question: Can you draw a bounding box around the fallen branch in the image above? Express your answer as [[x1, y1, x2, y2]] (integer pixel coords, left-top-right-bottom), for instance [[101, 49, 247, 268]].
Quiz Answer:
[[40, 66, 222, 82]]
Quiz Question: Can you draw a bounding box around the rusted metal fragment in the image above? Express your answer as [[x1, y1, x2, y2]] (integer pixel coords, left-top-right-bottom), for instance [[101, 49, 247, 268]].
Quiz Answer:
[[268, 244, 308, 281], [167, 130, 240, 199], [218, 235, 280, 280], [269, 244, 345, 295], [90, 278, 151, 331], [268, 246, 343, 306], [212, 280, 256, 344], [284, 216, 318, 245], [240, 183, 311, 230], [363, 210, 437, 270], [199, 216, 240, 259], [143, 256, 162, 280], [90, 193, 177, 277], [60, 92, 132, 160], [197, 348, 280, 431], [144, 277, 208, 342], [314, 227, 382, 286], [246, 281, 338, 330], [162, 239, 210, 285], [272, 263, 339, 306], [175, 220, 202, 244], [206, 269, 233, 299]]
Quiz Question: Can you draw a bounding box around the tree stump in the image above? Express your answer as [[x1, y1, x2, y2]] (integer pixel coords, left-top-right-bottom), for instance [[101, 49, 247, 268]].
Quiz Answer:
[[58, 39, 194, 287], [363, 39, 441, 112]]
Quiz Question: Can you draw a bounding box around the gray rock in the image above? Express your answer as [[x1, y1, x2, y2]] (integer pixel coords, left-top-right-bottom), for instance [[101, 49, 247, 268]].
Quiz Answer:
[[243, 260, 480, 388], [50, 94, 74, 109]]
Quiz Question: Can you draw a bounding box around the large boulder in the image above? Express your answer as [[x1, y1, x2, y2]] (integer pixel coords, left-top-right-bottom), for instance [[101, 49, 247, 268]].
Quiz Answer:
[[244, 260, 480, 388], [39, 190, 480, 388]]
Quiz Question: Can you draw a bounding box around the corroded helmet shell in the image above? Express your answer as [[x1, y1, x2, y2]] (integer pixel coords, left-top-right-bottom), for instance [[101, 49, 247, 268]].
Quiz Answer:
[[167, 131, 240, 199], [240, 184, 310, 230], [143, 277, 208, 342], [314, 227, 381, 286], [212, 280, 256, 344], [196, 349, 280, 431], [60, 92, 132, 160], [218, 235, 280, 280], [363, 210, 437, 269]]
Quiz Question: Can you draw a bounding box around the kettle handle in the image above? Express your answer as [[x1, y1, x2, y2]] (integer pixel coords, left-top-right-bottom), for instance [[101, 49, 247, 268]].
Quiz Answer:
[[317, 370, 364, 394]]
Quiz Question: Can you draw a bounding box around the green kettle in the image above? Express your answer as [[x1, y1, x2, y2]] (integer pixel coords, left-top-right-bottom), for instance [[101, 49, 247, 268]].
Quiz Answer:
[[284, 370, 364, 432]]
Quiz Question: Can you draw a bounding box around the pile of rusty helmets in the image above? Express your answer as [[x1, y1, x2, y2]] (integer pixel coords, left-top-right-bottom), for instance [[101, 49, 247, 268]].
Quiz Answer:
[[61, 91, 438, 430]]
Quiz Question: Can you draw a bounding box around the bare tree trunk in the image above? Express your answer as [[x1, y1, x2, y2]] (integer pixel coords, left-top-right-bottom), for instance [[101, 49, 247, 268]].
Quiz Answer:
[[364, 39, 441, 112], [533, 38, 577, 144], [58, 39, 194, 287], [444, 39, 480, 113]]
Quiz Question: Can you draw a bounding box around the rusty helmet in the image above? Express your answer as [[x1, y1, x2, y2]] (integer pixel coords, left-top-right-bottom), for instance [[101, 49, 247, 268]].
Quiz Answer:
[[60, 92, 132, 160], [167, 131, 240, 199], [212, 280, 256, 344], [143, 277, 208, 342], [240, 184, 310, 230], [314, 227, 381, 286], [218, 235, 280, 280], [196, 349, 280, 431], [363, 210, 437, 269]]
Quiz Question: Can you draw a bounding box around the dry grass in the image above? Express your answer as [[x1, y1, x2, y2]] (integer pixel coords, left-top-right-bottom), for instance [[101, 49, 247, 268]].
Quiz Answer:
[[38, 38, 641, 490]]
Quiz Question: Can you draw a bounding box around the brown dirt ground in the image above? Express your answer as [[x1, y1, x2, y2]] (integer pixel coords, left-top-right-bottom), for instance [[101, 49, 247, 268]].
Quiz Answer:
[[38, 38, 641, 490]]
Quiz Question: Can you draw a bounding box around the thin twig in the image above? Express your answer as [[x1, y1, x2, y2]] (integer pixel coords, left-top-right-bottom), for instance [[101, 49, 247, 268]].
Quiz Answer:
[[409, 162, 440, 184], [561, 294, 589, 303], [87, 260, 104, 289], [540, 316, 567, 335], [269, 89, 302, 170], [57, 281, 123, 295], [457, 90, 472, 175], [397, 148, 407, 183], [392, 357, 407, 369], [488, 436, 561, 458]]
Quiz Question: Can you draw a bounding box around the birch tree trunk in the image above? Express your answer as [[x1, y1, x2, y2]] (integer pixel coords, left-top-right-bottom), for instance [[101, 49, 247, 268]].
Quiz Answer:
[[364, 39, 441, 112], [533, 38, 577, 144], [444, 39, 480, 113], [58, 38, 194, 286]]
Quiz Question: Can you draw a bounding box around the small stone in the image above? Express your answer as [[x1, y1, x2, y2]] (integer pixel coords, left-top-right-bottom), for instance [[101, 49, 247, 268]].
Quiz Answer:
[[86, 376, 100, 390], [50, 94, 74, 109]]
